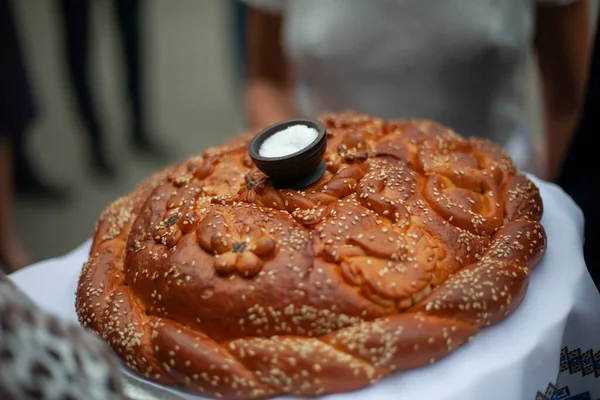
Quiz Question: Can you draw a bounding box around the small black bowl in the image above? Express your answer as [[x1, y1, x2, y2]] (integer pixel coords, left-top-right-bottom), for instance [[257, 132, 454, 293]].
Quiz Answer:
[[248, 119, 327, 189]]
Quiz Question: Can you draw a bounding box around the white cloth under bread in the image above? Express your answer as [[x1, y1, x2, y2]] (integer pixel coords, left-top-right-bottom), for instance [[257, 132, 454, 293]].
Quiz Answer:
[[9, 176, 600, 399]]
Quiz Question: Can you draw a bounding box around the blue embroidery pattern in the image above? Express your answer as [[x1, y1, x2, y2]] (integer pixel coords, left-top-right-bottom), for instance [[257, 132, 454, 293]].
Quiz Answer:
[[536, 347, 600, 400], [535, 382, 593, 400], [560, 347, 600, 378]]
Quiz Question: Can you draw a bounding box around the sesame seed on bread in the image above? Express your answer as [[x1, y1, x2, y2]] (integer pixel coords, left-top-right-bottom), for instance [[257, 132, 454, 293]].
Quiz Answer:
[[76, 112, 546, 399]]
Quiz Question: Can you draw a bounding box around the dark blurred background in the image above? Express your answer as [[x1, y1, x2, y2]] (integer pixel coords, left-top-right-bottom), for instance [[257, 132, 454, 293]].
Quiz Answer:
[[7, 0, 599, 263]]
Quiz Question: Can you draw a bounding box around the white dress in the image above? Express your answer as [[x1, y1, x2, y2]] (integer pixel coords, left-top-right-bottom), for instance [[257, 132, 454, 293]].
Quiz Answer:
[[244, 0, 578, 173]]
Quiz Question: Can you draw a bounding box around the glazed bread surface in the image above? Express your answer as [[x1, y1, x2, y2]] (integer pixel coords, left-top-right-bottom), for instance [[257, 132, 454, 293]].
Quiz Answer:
[[76, 113, 546, 399]]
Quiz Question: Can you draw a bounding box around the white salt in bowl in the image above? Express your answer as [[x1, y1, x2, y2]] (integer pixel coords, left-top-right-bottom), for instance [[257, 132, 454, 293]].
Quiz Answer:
[[248, 119, 327, 185], [258, 124, 319, 158]]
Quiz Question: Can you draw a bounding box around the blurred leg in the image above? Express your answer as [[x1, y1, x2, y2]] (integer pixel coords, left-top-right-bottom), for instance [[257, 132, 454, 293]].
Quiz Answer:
[[113, 0, 167, 159], [0, 135, 31, 273], [58, 0, 98, 142], [113, 0, 164, 157], [58, 0, 115, 177], [113, 0, 143, 139], [1, 0, 67, 199]]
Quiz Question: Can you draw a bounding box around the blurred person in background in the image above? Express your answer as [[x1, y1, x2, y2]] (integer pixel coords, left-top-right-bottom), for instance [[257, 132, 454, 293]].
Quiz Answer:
[[1, 0, 37, 272], [57, 0, 163, 179], [558, 10, 600, 285], [2, 0, 67, 202], [243, 0, 591, 181]]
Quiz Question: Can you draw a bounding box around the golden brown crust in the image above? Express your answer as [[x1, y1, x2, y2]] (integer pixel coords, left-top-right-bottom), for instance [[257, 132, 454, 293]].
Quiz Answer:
[[76, 112, 546, 399]]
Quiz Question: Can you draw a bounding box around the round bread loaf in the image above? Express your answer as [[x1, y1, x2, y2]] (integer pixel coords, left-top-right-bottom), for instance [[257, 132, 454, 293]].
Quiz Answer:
[[76, 112, 546, 399]]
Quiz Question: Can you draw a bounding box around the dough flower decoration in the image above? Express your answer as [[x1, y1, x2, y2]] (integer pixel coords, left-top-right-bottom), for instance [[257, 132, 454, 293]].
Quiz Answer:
[[196, 210, 277, 277]]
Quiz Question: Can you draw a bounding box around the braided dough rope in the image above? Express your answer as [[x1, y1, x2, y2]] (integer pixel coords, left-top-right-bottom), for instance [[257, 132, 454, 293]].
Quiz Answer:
[[76, 113, 546, 399]]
